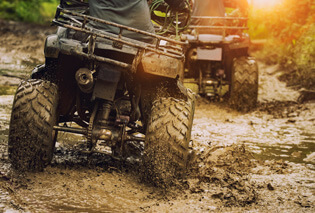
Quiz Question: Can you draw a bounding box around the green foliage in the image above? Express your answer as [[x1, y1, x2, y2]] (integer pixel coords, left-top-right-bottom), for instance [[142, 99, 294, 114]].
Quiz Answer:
[[288, 24, 315, 88], [0, 0, 59, 23], [40, 1, 60, 21], [248, 9, 269, 39], [265, 0, 313, 43], [251, 0, 315, 89]]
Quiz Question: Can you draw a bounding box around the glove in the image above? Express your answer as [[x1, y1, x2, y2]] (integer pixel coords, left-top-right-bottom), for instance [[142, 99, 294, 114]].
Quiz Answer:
[[164, 0, 187, 11]]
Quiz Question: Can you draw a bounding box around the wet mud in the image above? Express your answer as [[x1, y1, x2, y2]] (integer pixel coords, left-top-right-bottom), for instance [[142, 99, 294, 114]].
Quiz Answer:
[[0, 20, 314, 212]]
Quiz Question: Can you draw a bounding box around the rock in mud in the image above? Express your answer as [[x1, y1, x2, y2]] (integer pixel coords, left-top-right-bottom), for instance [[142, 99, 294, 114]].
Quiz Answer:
[[267, 183, 275, 191], [298, 89, 315, 103]]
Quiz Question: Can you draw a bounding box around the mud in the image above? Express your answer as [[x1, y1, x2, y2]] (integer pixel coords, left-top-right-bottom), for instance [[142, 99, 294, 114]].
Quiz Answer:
[[0, 19, 315, 212]]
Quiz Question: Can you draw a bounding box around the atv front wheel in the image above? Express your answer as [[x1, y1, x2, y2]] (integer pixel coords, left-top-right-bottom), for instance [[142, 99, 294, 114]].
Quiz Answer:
[[8, 79, 59, 171], [229, 57, 259, 112], [143, 94, 195, 186]]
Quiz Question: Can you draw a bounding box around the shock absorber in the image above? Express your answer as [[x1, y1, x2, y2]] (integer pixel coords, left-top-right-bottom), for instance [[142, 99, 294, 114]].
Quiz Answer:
[[202, 62, 217, 97], [204, 62, 211, 80], [87, 100, 113, 150], [96, 100, 113, 126]]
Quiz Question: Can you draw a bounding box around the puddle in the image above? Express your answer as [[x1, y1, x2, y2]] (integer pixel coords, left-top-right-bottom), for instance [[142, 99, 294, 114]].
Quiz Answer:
[[192, 101, 315, 169], [246, 141, 315, 169], [13, 189, 119, 213], [244, 123, 315, 169]]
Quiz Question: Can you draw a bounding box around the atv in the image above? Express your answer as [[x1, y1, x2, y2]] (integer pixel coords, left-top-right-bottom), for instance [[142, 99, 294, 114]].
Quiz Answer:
[[8, 0, 195, 184], [182, 0, 258, 111]]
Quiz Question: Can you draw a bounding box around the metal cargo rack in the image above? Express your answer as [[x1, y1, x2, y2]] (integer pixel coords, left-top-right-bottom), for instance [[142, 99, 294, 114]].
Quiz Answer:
[[53, 5, 186, 70], [188, 16, 248, 42]]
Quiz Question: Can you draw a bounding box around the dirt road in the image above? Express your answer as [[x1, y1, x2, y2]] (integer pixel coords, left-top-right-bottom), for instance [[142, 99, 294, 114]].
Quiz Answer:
[[0, 20, 314, 212]]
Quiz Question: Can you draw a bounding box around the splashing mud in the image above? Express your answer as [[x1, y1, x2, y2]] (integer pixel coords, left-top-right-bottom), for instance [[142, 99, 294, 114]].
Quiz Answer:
[[189, 145, 258, 207]]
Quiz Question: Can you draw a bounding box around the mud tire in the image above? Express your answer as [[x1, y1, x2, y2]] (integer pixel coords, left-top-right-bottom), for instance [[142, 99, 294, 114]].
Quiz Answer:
[[229, 57, 259, 112], [143, 91, 195, 186], [8, 79, 59, 171]]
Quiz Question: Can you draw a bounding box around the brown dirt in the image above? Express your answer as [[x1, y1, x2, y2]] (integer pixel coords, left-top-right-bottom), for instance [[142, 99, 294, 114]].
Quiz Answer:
[[0, 19, 314, 212], [0, 19, 55, 65]]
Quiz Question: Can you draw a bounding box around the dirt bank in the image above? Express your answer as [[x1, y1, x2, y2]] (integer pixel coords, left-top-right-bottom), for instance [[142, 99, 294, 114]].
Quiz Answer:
[[0, 19, 56, 85], [0, 20, 314, 212]]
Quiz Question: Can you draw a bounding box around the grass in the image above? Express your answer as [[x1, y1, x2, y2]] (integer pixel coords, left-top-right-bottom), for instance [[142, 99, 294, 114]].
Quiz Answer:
[[0, 0, 59, 24]]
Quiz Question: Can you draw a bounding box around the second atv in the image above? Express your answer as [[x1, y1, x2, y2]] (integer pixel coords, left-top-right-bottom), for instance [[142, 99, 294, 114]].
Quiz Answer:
[[182, 0, 258, 111]]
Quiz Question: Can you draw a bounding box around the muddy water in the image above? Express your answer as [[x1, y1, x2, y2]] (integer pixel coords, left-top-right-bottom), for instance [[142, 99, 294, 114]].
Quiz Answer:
[[192, 101, 315, 170], [2, 168, 157, 212]]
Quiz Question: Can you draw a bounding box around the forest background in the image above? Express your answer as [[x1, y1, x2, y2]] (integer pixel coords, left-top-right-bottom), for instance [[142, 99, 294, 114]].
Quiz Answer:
[[0, 0, 314, 89]]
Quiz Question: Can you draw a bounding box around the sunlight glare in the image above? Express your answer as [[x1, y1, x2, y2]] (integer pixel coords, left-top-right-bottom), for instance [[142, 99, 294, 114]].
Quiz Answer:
[[252, 0, 283, 8]]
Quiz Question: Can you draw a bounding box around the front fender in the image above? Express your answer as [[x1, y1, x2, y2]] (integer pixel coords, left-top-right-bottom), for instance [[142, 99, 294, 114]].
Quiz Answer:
[[44, 34, 60, 58]]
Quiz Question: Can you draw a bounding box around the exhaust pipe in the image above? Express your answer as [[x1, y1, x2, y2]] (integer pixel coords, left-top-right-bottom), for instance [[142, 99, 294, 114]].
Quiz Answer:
[[75, 68, 94, 93]]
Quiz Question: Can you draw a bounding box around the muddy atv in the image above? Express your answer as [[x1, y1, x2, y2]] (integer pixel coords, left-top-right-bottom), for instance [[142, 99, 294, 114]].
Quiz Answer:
[[8, 0, 195, 185], [182, 0, 258, 111]]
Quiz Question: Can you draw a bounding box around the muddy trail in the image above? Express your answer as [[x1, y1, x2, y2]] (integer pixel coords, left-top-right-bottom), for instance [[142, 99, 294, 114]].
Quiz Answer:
[[0, 20, 315, 212]]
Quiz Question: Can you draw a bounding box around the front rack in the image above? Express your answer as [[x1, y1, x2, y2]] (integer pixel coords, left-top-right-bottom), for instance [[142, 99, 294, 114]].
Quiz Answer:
[[53, 6, 186, 69]]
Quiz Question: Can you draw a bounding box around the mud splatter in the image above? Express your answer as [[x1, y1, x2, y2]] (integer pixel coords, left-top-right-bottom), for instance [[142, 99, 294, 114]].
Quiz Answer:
[[189, 145, 259, 207]]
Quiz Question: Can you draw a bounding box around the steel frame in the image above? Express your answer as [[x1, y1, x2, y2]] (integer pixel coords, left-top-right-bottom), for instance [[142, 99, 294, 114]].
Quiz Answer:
[[53, 6, 186, 70]]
